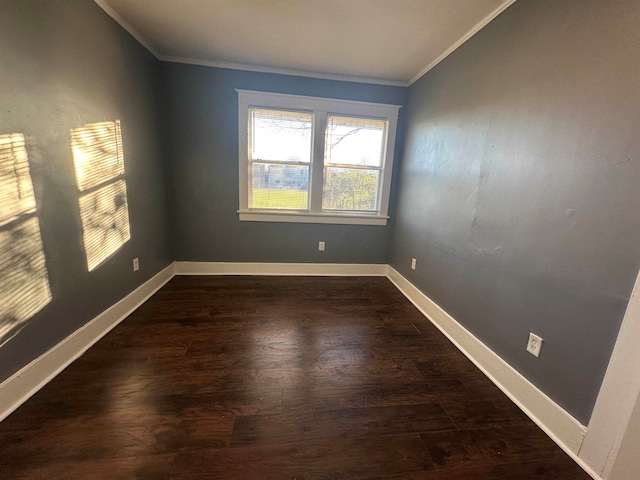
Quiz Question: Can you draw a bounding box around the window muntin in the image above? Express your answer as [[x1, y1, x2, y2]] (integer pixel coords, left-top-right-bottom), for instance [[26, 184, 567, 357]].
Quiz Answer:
[[237, 90, 400, 226]]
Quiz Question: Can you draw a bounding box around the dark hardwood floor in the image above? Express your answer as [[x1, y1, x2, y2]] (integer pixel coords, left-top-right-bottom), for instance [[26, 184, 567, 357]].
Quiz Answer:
[[0, 276, 590, 479]]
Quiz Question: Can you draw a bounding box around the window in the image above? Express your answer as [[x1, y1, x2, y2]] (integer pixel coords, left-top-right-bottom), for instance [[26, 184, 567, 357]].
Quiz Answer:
[[0, 133, 51, 345], [237, 90, 400, 225], [70, 120, 131, 271], [249, 109, 312, 210]]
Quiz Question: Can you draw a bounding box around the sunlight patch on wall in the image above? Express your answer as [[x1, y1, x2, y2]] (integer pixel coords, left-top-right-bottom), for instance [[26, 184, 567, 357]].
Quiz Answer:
[[0, 133, 51, 346], [0, 134, 37, 223], [71, 121, 131, 271], [78, 179, 130, 271], [71, 120, 124, 191]]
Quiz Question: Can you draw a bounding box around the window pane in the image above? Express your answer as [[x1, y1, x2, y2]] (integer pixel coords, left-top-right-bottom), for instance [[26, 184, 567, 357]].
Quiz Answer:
[[325, 115, 385, 167], [71, 120, 124, 191], [323, 167, 380, 212], [0, 133, 37, 226], [251, 163, 309, 210], [78, 180, 131, 271], [250, 109, 312, 164]]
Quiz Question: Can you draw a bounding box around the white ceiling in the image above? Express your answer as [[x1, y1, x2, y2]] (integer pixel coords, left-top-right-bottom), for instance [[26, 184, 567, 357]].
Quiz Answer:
[[96, 0, 515, 86]]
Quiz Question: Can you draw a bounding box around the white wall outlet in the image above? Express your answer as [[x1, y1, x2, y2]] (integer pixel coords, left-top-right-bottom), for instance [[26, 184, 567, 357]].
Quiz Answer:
[[527, 332, 543, 357], [318, 241, 325, 251], [411, 258, 417, 270], [133, 258, 140, 272]]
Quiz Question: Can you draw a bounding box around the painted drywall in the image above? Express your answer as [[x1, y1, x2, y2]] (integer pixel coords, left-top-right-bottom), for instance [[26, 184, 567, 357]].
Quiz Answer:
[[161, 63, 407, 264], [391, 0, 640, 425], [0, 0, 171, 382]]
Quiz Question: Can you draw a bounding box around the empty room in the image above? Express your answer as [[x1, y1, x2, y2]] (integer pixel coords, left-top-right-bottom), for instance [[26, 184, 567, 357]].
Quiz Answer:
[[1, 0, 640, 478]]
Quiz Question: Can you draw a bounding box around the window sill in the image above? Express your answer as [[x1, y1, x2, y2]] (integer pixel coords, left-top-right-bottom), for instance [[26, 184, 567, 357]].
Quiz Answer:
[[238, 210, 389, 226]]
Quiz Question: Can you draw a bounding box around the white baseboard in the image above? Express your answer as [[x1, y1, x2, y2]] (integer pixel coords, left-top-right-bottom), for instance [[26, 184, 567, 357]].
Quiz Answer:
[[386, 267, 600, 479], [174, 261, 388, 276], [0, 263, 175, 422]]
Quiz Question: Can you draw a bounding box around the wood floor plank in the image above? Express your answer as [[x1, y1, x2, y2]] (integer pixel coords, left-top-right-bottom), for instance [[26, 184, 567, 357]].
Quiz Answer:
[[169, 435, 433, 479], [1, 453, 176, 480], [415, 353, 487, 379], [230, 403, 455, 447], [419, 423, 562, 470], [438, 397, 532, 429], [0, 276, 589, 479], [282, 378, 468, 413], [385, 455, 590, 480]]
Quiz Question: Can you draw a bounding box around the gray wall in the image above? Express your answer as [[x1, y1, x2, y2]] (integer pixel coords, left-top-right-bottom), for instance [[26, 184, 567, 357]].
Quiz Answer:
[[162, 64, 406, 264], [0, 0, 171, 382], [391, 0, 640, 424]]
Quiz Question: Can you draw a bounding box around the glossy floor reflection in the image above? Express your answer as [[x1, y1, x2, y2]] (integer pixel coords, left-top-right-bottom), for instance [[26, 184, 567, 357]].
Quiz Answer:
[[0, 276, 590, 479]]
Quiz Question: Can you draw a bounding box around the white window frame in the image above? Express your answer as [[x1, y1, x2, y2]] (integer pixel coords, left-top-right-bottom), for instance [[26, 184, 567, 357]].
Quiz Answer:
[[237, 90, 401, 226]]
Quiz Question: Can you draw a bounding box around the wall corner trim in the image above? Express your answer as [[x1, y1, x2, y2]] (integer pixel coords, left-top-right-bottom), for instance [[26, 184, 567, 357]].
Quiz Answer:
[[386, 267, 601, 479], [0, 262, 175, 423], [174, 261, 389, 277], [578, 267, 640, 479]]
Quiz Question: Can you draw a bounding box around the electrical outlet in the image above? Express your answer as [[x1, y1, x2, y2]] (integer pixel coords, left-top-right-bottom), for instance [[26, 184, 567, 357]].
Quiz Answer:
[[133, 258, 140, 272], [318, 241, 325, 251], [527, 332, 543, 357], [411, 258, 417, 270]]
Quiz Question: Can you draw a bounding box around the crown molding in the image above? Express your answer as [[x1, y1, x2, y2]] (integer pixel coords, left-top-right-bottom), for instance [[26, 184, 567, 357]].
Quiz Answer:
[[94, 0, 406, 86], [94, 0, 161, 58], [159, 55, 409, 87], [94, 0, 516, 88], [408, 0, 518, 85]]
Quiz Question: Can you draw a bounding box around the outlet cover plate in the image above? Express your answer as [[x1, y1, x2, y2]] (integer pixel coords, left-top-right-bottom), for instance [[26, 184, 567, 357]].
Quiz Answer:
[[527, 332, 543, 357]]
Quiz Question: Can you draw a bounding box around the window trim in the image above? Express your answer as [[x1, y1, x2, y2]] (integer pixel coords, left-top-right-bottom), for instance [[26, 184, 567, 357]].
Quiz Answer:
[[236, 90, 401, 226]]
